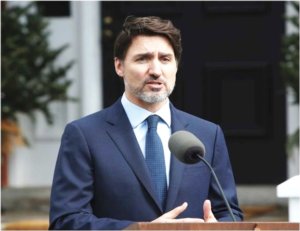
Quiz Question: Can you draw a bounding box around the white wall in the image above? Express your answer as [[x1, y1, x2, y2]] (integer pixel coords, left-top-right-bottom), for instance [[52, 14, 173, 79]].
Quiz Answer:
[[8, 1, 102, 187]]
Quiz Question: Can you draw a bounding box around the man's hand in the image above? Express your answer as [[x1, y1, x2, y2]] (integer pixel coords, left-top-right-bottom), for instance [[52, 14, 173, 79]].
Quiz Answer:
[[151, 200, 217, 223]]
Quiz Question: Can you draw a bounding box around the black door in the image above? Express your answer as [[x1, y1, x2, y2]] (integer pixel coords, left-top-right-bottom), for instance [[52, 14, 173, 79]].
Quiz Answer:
[[101, 1, 286, 184]]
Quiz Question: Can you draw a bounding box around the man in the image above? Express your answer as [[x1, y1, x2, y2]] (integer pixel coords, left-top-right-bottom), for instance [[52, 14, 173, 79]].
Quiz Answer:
[[49, 16, 243, 230]]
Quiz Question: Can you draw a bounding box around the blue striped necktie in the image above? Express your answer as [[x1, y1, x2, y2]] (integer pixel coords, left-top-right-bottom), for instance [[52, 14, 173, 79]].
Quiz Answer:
[[145, 115, 167, 209]]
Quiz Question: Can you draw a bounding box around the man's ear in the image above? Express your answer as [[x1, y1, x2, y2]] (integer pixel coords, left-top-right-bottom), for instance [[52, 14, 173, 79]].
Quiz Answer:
[[114, 57, 124, 77]]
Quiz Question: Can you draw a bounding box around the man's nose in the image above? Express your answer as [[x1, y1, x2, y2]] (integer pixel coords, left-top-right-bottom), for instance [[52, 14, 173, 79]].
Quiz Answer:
[[148, 60, 162, 78]]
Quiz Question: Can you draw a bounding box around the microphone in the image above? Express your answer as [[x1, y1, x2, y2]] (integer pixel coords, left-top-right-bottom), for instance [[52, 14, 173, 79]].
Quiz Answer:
[[168, 130, 236, 222]]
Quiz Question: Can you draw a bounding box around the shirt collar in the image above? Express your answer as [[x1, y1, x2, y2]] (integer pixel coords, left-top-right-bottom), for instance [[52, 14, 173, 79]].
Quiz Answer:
[[121, 93, 171, 128]]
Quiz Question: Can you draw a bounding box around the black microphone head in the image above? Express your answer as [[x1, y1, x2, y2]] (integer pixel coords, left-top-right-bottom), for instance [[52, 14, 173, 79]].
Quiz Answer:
[[168, 130, 206, 164]]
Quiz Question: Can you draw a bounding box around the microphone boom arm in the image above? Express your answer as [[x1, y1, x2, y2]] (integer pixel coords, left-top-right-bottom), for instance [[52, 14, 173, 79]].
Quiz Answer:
[[196, 154, 237, 222]]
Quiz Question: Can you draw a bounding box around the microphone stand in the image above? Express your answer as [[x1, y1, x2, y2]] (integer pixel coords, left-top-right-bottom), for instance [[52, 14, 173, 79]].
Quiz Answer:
[[196, 154, 237, 222]]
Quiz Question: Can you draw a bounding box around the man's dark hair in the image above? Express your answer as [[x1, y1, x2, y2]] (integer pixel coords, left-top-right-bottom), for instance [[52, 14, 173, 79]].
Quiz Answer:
[[114, 16, 182, 63]]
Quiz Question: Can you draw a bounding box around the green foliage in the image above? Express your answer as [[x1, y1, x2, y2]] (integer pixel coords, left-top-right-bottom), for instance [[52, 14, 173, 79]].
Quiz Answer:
[[1, 3, 74, 124], [281, 1, 299, 150], [281, 1, 299, 104]]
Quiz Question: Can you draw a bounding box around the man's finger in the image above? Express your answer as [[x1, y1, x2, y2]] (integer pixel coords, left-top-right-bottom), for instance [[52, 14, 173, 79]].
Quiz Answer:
[[152, 202, 188, 222], [161, 202, 188, 219], [203, 200, 217, 222]]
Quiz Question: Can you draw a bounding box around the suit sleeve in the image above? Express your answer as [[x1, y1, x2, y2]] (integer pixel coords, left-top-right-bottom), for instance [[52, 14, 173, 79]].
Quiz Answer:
[[49, 123, 133, 230], [209, 126, 244, 221]]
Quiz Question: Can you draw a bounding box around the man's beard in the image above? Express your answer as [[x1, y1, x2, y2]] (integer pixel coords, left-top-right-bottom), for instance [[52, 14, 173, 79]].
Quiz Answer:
[[138, 89, 170, 104], [125, 78, 175, 104]]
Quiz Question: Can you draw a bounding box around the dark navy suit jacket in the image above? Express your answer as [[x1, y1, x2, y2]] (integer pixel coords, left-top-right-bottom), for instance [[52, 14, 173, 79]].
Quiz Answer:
[[49, 99, 243, 230]]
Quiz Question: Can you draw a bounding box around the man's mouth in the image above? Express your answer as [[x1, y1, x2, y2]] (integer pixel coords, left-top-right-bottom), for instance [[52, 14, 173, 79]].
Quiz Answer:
[[146, 80, 162, 86], [146, 81, 164, 90]]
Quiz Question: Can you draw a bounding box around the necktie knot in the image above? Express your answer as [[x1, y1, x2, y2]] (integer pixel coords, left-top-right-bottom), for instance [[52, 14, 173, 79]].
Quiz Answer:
[[147, 115, 160, 129]]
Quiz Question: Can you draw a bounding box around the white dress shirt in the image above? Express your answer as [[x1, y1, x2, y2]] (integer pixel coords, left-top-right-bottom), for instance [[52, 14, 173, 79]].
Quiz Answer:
[[121, 94, 171, 186]]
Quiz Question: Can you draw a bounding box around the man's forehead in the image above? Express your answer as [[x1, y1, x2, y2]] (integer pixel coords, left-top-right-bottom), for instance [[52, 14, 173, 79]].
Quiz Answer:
[[128, 35, 175, 55]]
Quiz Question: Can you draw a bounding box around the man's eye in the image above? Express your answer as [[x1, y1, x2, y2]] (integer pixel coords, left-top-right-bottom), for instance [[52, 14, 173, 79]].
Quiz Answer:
[[136, 57, 147, 62], [161, 57, 171, 63]]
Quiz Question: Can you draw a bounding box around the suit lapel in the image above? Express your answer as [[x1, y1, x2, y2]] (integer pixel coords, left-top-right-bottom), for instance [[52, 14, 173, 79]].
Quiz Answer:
[[105, 100, 163, 211]]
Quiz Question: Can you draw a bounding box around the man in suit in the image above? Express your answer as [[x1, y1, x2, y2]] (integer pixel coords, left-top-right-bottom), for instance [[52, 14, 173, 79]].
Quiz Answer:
[[49, 16, 243, 230]]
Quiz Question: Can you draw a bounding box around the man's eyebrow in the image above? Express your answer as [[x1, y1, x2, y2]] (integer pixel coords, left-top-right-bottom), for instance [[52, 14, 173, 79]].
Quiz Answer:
[[133, 52, 174, 58], [159, 52, 173, 57], [133, 52, 153, 58]]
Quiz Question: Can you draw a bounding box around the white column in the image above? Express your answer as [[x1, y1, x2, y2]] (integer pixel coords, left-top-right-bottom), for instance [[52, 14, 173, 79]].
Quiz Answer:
[[276, 2, 300, 222], [74, 1, 103, 116]]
